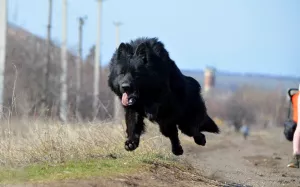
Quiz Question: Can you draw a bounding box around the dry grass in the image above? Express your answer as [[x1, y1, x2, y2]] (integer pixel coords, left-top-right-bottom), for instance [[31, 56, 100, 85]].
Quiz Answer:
[[0, 118, 174, 168]]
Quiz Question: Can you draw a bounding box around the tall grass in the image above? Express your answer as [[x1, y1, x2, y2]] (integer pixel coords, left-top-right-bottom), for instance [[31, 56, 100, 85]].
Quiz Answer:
[[0, 118, 172, 168]]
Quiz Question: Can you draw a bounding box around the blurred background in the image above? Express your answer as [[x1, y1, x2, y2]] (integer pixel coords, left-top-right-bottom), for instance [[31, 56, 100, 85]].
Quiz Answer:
[[0, 0, 299, 129]]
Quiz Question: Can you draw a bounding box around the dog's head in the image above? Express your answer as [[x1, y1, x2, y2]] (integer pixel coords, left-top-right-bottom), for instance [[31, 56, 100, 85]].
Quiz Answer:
[[108, 41, 167, 107]]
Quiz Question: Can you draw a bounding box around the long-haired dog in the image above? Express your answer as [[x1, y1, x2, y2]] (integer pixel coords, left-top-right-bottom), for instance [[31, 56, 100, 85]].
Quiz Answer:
[[108, 37, 220, 155]]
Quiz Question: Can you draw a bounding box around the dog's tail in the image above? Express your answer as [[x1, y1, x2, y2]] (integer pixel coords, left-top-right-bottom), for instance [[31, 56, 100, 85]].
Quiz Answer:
[[201, 115, 220, 134]]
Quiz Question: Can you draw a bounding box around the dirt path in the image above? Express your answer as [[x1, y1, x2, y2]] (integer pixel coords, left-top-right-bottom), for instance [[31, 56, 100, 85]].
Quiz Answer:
[[183, 127, 300, 187]]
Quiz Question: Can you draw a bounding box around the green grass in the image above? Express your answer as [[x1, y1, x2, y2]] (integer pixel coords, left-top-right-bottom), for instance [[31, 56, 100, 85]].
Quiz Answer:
[[0, 153, 177, 184]]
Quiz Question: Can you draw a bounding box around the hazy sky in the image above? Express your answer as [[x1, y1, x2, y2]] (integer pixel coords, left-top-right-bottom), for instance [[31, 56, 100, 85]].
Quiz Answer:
[[7, 0, 300, 77]]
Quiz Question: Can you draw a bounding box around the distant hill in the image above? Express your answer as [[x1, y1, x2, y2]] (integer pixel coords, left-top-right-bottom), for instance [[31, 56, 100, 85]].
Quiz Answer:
[[182, 69, 300, 92]]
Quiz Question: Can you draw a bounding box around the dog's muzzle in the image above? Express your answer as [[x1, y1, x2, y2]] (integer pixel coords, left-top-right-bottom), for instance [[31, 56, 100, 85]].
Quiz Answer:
[[120, 83, 137, 106]]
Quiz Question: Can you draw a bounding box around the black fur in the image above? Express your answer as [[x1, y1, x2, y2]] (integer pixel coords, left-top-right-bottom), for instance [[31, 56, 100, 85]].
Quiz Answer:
[[108, 37, 220, 155]]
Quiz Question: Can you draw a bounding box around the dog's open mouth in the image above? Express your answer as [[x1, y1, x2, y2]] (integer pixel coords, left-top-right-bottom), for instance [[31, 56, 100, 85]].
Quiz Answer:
[[121, 93, 137, 106]]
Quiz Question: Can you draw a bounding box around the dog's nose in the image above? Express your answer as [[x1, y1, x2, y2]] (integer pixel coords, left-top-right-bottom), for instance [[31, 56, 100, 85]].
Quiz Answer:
[[121, 83, 131, 92]]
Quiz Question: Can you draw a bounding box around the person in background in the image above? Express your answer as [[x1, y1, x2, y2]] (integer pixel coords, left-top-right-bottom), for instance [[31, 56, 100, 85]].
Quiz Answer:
[[240, 124, 249, 140], [287, 88, 299, 168]]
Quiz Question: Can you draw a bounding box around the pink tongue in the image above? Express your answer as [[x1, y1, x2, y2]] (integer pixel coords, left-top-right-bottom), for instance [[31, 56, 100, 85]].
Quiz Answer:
[[121, 93, 129, 106]]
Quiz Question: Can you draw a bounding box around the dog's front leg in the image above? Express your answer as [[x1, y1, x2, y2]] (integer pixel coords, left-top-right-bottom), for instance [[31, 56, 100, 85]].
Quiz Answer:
[[124, 108, 145, 151]]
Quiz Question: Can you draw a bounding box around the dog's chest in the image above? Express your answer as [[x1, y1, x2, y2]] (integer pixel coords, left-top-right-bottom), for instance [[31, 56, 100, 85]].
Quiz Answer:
[[144, 102, 182, 124]]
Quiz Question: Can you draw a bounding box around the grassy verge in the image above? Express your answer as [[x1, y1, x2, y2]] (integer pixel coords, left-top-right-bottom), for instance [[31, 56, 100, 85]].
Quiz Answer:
[[0, 153, 178, 184], [0, 119, 179, 184]]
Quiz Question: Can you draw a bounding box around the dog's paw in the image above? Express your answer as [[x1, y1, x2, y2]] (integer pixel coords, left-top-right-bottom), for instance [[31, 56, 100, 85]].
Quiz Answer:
[[193, 134, 206, 146], [124, 140, 139, 151], [172, 145, 184, 156]]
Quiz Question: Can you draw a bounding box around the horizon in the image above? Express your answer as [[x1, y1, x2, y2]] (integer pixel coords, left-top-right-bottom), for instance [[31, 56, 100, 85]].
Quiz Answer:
[[7, 0, 300, 78], [182, 68, 300, 79]]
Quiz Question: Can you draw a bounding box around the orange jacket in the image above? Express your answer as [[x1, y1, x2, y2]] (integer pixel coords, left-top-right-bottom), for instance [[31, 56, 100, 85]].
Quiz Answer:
[[292, 92, 299, 123]]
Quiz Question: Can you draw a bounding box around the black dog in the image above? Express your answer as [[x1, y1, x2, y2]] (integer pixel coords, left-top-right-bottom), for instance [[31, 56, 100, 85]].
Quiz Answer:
[[108, 37, 220, 155]]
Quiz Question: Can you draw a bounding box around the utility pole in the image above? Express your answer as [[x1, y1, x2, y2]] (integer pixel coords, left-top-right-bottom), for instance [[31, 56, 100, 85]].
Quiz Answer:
[[93, 0, 103, 119], [76, 16, 86, 120], [60, 0, 68, 123], [0, 0, 7, 118], [43, 0, 53, 113], [113, 21, 123, 121]]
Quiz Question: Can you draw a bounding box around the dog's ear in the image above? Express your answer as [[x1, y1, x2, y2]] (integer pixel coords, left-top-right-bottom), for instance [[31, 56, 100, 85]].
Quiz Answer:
[[118, 42, 127, 50], [135, 43, 148, 60], [117, 43, 127, 59], [117, 43, 132, 59]]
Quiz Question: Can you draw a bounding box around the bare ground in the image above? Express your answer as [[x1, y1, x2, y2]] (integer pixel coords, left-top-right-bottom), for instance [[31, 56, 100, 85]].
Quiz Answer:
[[2, 127, 300, 187], [183, 127, 300, 187]]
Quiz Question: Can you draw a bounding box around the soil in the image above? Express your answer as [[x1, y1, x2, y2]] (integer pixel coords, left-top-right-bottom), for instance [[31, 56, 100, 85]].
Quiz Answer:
[[3, 127, 300, 187], [183, 127, 300, 187]]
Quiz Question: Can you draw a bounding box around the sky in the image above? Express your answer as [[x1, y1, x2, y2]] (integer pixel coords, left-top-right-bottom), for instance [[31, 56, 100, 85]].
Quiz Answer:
[[7, 0, 300, 77]]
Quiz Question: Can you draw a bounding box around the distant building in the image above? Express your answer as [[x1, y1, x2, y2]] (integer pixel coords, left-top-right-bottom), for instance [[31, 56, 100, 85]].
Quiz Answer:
[[204, 67, 216, 92]]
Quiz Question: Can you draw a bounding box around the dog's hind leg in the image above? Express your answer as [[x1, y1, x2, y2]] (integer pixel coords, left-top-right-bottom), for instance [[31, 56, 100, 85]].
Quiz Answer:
[[193, 115, 220, 146], [159, 123, 183, 156], [178, 121, 207, 146], [193, 133, 206, 146], [124, 108, 145, 152]]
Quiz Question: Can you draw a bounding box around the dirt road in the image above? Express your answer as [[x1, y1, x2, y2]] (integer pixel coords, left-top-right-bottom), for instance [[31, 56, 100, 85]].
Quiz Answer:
[[183, 127, 300, 187]]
